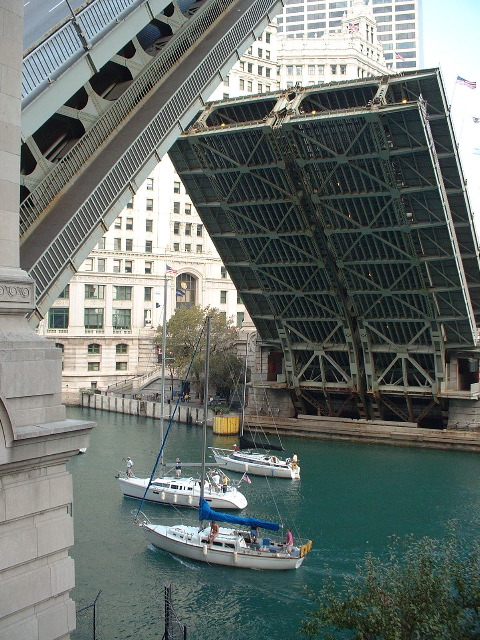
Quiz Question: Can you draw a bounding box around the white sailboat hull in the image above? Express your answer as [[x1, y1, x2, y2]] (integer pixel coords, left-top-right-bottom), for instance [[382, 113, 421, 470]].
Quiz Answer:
[[210, 448, 300, 479], [117, 475, 247, 510], [143, 523, 309, 570]]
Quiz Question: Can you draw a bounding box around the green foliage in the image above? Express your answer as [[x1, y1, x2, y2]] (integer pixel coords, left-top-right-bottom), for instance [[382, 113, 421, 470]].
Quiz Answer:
[[155, 306, 243, 398], [301, 525, 480, 640]]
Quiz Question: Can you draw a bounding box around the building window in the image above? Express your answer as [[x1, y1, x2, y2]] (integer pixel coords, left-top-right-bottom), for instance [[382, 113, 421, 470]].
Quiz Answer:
[[221, 266, 227, 279], [116, 343, 128, 354], [173, 243, 180, 251], [340, 64, 346, 75], [126, 199, 133, 209], [114, 217, 122, 229], [144, 287, 152, 301], [113, 286, 132, 300], [318, 64, 324, 75], [145, 240, 153, 253], [84, 258, 94, 271], [116, 361, 128, 371], [258, 48, 263, 57], [196, 224, 203, 237], [265, 67, 271, 78], [113, 309, 131, 330], [98, 258, 106, 273], [308, 65, 315, 76], [247, 81, 252, 92], [240, 61, 244, 71], [296, 65, 302, 76], [173, 201, 180, 213], [114, 238, 121, 251], [237, 311, 245, 327], [265, 50, 270, 60], [146, 199, 153, 211], [185, 244, 191, 252], [220, 290, 227, 304], [85, 284, 105, 299], [113, 259, 121, 273], [196, 244, 203, 253], [58, 285, 69, 299], [147, 178, 154, 190], [174, 181, 180, 194], [174, 221, 180, 234], [224, 75, 229, 86], [237, 293, 243, 304], [185, 203, 191, 215], [266, 32, 271, 43], [287, 65, 293, 76], [331, 64, 337, 74], [48, 308, 69, 329], [248, 63, 253, 73], [258, 83, 263, 93], [97, 237, 106, 250], [88, 362, 100, 371], [258, 65, 263, 75], [125, 238, 133, 251], [175, 274, 196, 309], [146, 219, 153, 232], [84, 308, 104, 329], [240, 79, 245, 90], [185, 223, 192, 236], [266, 84, 271, 91], [125, 260, 133, 273], [87, 343, 101, 354], [145, 261, 152, 274], [126, 218, 133, 230]]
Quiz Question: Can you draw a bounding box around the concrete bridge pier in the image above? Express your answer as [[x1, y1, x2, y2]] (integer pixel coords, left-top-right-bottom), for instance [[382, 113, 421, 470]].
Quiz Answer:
[[0, 2, 94, 638]]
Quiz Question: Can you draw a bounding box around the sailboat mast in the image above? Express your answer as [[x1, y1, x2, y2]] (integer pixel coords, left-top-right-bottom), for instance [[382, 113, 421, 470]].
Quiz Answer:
[[200, 316, 211, 502], [241, 345, 248, 439], [160, 274, 168, 469]]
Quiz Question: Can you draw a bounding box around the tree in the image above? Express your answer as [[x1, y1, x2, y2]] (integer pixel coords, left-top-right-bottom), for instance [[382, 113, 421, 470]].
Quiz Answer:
[[301, 525, 480, 640], [155, 306, 243, 399]]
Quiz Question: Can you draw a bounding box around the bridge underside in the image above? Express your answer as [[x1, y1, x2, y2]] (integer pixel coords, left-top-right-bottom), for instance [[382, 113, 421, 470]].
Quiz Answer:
[[170, 69, 480, 426]]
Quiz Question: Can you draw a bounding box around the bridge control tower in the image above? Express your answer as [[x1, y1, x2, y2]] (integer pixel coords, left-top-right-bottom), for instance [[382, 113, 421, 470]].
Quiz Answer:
[[169, 70, 480, 429]]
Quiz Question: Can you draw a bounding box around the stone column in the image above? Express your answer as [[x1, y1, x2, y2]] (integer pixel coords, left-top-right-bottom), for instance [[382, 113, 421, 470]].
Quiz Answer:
[[0, 2, 94, 637]]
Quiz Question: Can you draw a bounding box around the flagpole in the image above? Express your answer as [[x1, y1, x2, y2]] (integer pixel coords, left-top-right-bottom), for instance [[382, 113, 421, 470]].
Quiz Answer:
[[160, 273, 168, 471]]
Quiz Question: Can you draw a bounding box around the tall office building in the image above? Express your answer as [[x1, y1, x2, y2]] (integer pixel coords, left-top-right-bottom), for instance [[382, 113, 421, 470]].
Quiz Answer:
[[277, 0, 422, 70]]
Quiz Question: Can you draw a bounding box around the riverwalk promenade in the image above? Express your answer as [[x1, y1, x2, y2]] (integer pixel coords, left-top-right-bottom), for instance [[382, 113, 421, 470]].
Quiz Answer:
[[80, 392, 480, 452]]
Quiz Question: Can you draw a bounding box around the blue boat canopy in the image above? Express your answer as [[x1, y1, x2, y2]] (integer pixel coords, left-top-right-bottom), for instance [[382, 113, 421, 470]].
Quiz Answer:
[[198, 498, 280, 531]]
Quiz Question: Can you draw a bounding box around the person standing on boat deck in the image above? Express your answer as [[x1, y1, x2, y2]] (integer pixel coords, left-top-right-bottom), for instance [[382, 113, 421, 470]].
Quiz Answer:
[[233, 443, 238, 452], [212, 471, 221, 491], [250, 525, 258, 543], [221, 474, 228, 493], [125, 457, 133, 477], [208, 521, 219, 544], [285, 528, 294, 553], [175, 458, 182, 478]]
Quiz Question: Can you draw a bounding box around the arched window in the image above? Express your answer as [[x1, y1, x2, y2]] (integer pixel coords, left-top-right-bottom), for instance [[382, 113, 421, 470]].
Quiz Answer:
[[116, 343, 128, 354], [176, 273, 197, 309], [87, 343, 101, 354]]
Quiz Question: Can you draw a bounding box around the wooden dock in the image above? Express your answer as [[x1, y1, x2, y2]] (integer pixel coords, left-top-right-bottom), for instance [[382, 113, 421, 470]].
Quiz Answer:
[[244, 414, 480, 452]]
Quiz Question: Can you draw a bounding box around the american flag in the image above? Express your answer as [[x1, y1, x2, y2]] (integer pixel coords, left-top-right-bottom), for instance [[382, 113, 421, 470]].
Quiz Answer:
[[348, 22, 359, 33], [456, 76, 476, 89], [395, 52, 405, 61], [241, 473, 252, 484], [166, 264, 177, 274]]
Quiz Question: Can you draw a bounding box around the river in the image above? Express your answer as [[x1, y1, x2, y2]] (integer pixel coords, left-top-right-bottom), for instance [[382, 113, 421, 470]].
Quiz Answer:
[[67, 406, 480, 639]]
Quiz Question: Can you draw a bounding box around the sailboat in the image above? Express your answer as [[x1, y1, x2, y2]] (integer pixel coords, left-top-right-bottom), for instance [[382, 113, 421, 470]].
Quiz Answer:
[[116, 274, 247, 510], [210, 351, 301, 479], [137, 317, 313, 570]]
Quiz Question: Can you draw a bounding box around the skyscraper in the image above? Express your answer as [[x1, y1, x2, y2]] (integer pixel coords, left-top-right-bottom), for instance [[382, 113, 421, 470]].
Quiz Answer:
[[276, 0, 422, 70]]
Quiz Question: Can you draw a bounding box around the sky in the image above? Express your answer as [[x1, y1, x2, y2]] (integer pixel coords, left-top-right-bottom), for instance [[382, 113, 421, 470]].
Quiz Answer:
[[420, 0, 480, 232]]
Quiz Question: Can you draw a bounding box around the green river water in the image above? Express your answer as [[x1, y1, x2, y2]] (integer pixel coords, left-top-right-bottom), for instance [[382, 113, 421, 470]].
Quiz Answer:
[[67, 406, 480, 639]]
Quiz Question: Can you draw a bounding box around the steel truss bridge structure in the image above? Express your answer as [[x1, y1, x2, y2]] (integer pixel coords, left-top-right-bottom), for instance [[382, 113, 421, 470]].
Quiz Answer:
[[169, 69, 480, 426], [20, 0, 282, 324]]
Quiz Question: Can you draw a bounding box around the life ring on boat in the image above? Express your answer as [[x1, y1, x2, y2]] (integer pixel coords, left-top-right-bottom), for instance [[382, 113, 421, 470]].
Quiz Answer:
[[300, 540, 313, 556]]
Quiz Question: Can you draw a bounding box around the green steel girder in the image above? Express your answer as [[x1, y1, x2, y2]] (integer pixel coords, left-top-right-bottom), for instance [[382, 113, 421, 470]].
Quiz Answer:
[[170, 70, 480, 417]]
